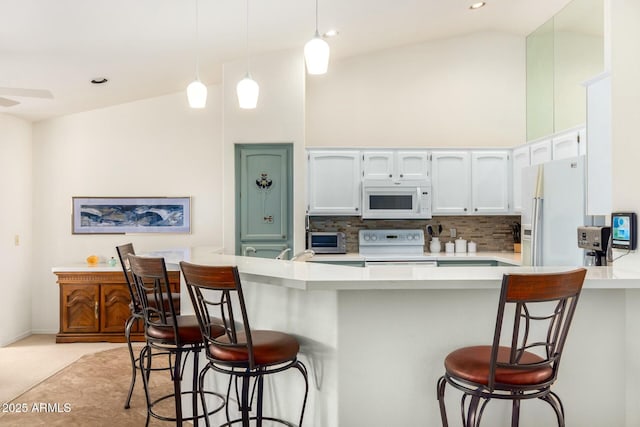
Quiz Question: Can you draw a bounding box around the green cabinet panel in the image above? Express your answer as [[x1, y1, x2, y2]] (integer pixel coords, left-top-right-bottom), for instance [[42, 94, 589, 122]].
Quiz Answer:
[[235, 144, 293, 259]]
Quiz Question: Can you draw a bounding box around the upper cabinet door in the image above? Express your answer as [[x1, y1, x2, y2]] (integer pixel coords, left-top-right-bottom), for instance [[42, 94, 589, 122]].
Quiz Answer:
[[362, 151, 394, 180], [511, 146, 531, 213], [471, 151, 510, 214], [362, 150, 430, 181], [308, 151, 361, 215], [431, 151, 471, 215], [552, 128, 583, 160], [396, 151, 430, 180], [530, 139, 552, 165]]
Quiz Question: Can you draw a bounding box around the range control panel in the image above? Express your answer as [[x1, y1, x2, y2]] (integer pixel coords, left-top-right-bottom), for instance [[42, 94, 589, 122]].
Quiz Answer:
[[359, 229, 424, 245], [359, 229, 425, 256]]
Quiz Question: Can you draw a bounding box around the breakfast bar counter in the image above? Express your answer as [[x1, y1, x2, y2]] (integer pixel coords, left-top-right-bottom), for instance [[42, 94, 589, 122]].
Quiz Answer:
[[153, 247, 640, 427], [52, 248, 639, 426]]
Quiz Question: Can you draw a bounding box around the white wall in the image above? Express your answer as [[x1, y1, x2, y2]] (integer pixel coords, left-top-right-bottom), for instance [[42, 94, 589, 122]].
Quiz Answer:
[[306, 32, 525, 148], [222, 49, 306, 254], [611, 1, 640, 425], [31, 89, 223, 333], [0, 114, 33, 346]]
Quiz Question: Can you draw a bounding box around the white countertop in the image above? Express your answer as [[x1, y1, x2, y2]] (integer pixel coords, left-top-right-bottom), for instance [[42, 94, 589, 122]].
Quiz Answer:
[[52, 246, 640, 291]]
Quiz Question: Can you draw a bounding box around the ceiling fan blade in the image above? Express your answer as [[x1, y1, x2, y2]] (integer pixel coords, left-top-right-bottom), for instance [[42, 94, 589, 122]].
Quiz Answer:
[[0, 97, 20, 107], [0, 87, 53, 99]]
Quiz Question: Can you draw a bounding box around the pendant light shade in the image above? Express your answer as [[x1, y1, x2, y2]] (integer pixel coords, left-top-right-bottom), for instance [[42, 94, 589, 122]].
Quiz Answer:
[[305, 0, 330, 75], [237, 73, 259, 109], [187, 79, 207, 108], [187, 0, 207, 109], [304, 31, 330, 75]]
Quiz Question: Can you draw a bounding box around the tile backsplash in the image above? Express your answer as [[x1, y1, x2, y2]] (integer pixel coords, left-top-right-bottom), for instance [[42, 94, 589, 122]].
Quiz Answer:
[[308, 215, 521, 253]]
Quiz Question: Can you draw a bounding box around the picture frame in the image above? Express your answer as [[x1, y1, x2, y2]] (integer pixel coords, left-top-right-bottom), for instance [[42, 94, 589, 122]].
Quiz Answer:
[[72, 197, 191, 234]]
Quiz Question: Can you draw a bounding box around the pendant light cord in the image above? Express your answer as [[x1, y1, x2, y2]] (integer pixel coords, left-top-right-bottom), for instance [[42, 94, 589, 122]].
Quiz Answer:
[[245, 0, 250, 74], [315, 0, 319, 33], [194, 0, 200, 80]]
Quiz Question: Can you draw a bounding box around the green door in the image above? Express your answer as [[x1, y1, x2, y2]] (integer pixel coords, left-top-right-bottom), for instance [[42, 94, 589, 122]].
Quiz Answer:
[[235, 144, 293, 259]]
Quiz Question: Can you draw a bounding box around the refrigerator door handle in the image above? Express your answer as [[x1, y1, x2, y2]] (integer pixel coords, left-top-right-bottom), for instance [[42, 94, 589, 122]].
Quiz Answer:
[[531, 197, 543, 266]]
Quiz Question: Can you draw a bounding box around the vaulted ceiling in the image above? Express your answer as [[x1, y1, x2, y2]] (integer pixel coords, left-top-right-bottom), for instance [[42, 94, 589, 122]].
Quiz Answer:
[[0, 0, 572, 121]]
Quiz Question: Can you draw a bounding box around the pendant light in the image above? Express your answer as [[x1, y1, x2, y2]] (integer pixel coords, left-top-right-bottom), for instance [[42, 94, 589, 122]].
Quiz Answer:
[[187, 0, 207, 108], [237, 0, 259, 109], [304, 0, 330, 75]]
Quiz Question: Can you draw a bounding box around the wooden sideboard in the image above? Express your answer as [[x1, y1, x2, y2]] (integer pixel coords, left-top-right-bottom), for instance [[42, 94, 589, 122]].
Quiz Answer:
[[54, 270, 180, 343]]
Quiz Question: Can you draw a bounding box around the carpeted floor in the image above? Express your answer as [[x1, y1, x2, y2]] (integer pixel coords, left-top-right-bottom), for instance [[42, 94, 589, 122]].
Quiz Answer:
[[0, 346, 179, 426]]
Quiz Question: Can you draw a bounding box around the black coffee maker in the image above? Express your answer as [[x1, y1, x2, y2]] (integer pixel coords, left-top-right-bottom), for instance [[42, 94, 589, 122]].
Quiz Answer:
[[577, 226, 611, 266]]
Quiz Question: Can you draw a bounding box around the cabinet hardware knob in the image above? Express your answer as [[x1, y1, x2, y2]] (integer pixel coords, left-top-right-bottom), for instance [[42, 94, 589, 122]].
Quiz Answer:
[[94, 301, 99, 320], [464, 208, 467, 212], [400, 174, 403, 178], [475, 208, 478, 212], [389, 174, 392, 178]]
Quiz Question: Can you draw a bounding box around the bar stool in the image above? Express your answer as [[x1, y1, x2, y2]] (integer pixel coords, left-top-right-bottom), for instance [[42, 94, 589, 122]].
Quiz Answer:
[[128, 254, 226, 426], [436, 268, 587, 427], [179, 261, 309, 427], [115, 243, 181, 409]]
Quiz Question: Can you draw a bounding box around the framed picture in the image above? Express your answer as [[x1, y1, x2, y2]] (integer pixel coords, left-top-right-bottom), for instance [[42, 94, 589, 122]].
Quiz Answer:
[[72, 197, 191, 234]]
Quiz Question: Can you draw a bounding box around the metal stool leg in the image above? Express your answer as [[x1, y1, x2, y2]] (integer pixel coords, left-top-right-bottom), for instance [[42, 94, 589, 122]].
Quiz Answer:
[[139, 345, 152, 427], [437, 376, 449, 427], [123, 314, 137, 409], [192, 349, 200, 427], [173, 351, 183, 426]]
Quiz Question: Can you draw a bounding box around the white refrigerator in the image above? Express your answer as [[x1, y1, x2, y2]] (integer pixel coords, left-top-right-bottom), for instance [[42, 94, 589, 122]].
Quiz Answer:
[[521, 156, 591, 266]]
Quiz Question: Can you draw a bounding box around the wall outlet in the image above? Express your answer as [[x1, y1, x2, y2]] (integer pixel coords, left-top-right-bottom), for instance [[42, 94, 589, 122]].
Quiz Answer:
[[14, 234, 20, 246], [450, 228, 457, 238]]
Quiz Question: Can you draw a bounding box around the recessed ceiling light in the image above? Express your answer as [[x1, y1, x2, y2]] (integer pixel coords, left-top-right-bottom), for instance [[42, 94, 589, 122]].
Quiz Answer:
[[469, 2, 486, 10], [322, 29, 339, 38], [91, 78, 108, 85]]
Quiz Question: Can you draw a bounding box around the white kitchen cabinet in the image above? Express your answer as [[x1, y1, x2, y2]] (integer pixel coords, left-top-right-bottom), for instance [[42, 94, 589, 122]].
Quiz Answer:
[[511, 146, 530, 213], [362, 150, 429, 181], [396, 151, 430, 180], [307, 151, 361, 215], [432, 150, 510, 215], [530, 139, 552, 165], [431, 151, 471, 214], [552, 127, 585, 160], [362, 151, 394, 180], [471, 151, 511, 214]]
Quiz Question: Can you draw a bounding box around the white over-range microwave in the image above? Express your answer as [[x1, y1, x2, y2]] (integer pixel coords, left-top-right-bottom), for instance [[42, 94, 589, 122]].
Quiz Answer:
[[361, 179, 432, 219]]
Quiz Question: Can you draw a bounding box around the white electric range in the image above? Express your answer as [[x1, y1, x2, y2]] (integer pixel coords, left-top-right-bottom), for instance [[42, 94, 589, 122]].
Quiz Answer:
[[358, 229, 437, 266]]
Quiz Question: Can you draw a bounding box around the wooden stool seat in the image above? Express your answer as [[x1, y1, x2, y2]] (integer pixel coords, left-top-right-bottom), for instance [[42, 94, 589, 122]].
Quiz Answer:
[[146, 315, 226, 345], [444, 345, 553, 387], [210, 330, 300, 366]]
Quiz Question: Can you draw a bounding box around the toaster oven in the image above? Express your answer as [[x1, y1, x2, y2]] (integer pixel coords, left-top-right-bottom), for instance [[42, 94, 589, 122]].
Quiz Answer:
[[307, 232, 346, 254]]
